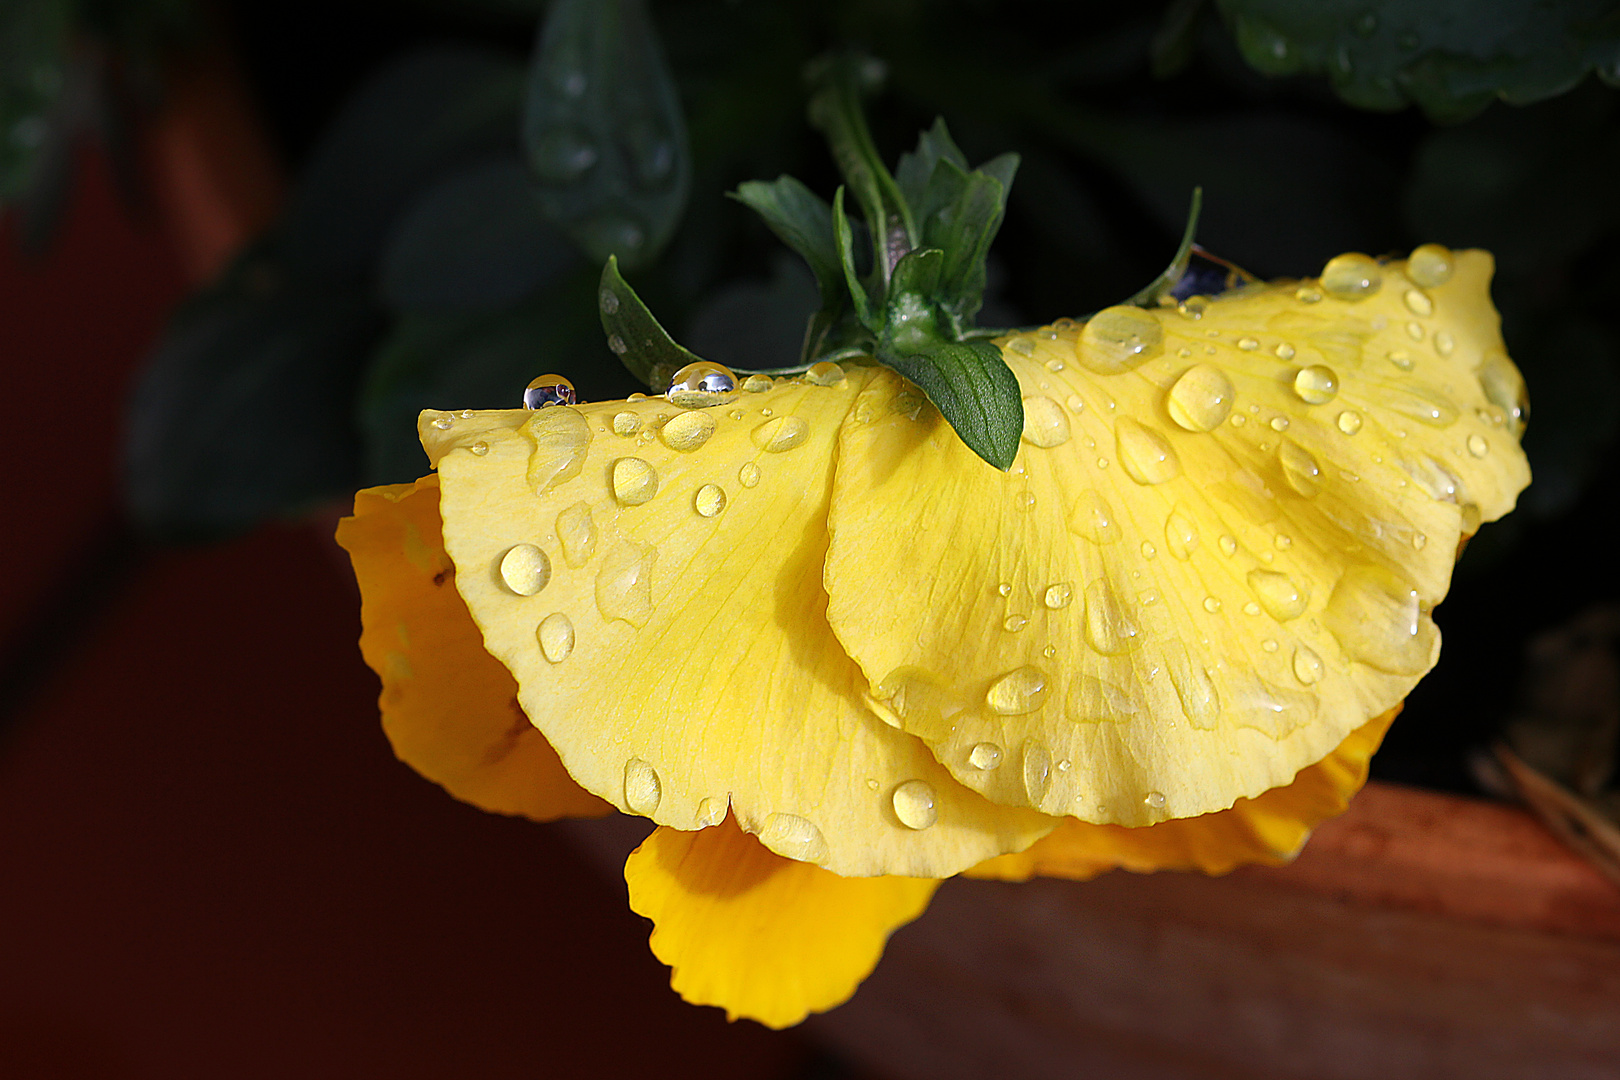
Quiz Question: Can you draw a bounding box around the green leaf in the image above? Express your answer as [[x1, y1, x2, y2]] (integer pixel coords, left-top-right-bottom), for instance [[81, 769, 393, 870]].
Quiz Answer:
[[379, 157, 579, 313], [0, 0, 70, 206], [878, 338, 1023, 471], [919, 162, 1015, 331], [597, 255, 706, 390], [1216, 0, 1620, 122], [523, 0, 691, 270], [730, 176, 845, 310], [831, 187, 878, 331], [894, 118, 969, 213]]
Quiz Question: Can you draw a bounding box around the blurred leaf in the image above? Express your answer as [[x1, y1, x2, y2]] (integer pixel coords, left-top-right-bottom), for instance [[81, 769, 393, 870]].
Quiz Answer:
[[523, 0, 691, 270], [125, 252, 381, 539], [379, 156, 578, 312], [1152, 0, 1207, 79], [1216, 0, 1620, 122], [0, 0, 70, 205], [281, 46, 525, 285]]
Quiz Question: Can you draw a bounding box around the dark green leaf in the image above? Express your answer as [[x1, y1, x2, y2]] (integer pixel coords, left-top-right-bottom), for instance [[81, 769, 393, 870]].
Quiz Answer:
[[730, 176, 844, 308], [922, 164, 1013, 330], [878, 339, 1023, 470], [1151, 0, 1207, 79], [523, 0, 691, 270], [831, 187, 878, 331], [598, 255, 706, 390], [282, 47, 525, 285], [1216, 0, 1620, 122], [894, 117, 969, 213], [379, 156, 578, 312], [0, 0, 69, 206]]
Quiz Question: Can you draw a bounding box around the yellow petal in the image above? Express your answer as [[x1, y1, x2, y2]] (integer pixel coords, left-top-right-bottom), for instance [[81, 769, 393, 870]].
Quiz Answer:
[[825, 248, 1528, 825], [625, 816, 939, 1028], [965, 704, 1398, 881], [336, 476, 610, 820], [426, 371, 1055, 877]]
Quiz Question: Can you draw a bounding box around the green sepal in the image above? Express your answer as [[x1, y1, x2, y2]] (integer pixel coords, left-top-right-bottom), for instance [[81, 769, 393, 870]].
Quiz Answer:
[[831, 187, 879, 332], [894, 118, 970, 212], [1126, 187, 1202, 308], [597, 255, 704, 390], [878, 338, 1023, 471], [729, 177, 844, 309], [919, 160, 1015, 332]]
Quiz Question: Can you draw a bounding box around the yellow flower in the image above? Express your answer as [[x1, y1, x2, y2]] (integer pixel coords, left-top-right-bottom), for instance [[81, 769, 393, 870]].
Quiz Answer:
[[336, 244, 1528, 1029]]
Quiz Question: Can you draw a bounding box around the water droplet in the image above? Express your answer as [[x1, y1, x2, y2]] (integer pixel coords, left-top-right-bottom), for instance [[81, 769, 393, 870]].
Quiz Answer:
[[695, 797, 726, 827], [1263, 638, 1279, 653], [1324, 566, 1436, 674], [665, 361, 737, 407], [1085, 581, 1138, 655], [659, 410, 717, 452], [538, 612, 575, 663], [1166, 364, 1235, 432], [1467, 433, 1489, 458], [729, 463, 759, 491], [1007, 337, 1035, 357], [1203, 596, 1222, 613], [1157, 507, 1198, 561], [1021, 395, 1071, 448], [1078, 306, 1165, 374], [1043, 583, 1074, 609], [760, 813, 828, 863], [741, 374, 773, 393], [612, 412, 642, 437], [891, 780, 938, 830], [556, 502, 597, 568], [612, 457, 659, 505], [599, 288, 620, 315], [1244, 601, 1261, 616], [1178, 296, 1209, 320], [805, 360, 845, 386], [469, 441, 489, 456], [1219, 534, 1238, 557], [1144, 791, 1167, 810], [530, 128, 597, 181], [969, 742, 1004, 770], [1407, 244, 1455, 288], [1166, 641, 1220, 729], [1478, 353, 1528, 436], [1433, 330, 1455, 357], [595, 540, 656, 627], [1247, 569, 1309, 621], [499, 544, 551, 596], [1115, 419, 1181, 485], [431, 416, 453, 430], [1337, 410, 1364, 435], [1404, 289, 1433, 317], [751, 416, 810, 452], [1022, 741, 1052, 803], [694, 484, 727, 517], [1412, 532, 1428, 550], [1231, 414, 1247, 427], [1003, 614, 1029, 632], [1069, 490, 1120, 544], [997, 582, 1013, 598], [1237, 336, 1260, 351], [623, 758, 661, 815], [1375, 385, 1458, 427], [987, 666, 1049, 715], [1046, 358, 1066, 373], [608, 334, 628, 355], [1274, 342, 1297, 360], [524, 374, 577, 409], [1293, 365, 1339, 405], [1275, 533, 1293, 550], [1292, 645, 1324, 685], [1013, 491, 1037, 513], [1141, 541, 1157, 559], [1279, 439, 1323, 498], [1320, 253, 1382, 300], [1270, 416, 1291, 432], [1296, 286, 1323, 304]]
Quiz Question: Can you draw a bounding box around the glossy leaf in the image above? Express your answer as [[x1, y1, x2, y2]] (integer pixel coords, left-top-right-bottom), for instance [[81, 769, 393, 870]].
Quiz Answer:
[[877, 337, 1023, 471], [523, 0, 691, 270]]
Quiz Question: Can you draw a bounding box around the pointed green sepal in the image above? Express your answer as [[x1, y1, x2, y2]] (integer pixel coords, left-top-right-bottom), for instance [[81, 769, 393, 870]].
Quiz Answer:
[[597, 255, 704, 390], [831, 187, 879, 332], [878, 338, 1023, 471], [730, 177, 844, 309]]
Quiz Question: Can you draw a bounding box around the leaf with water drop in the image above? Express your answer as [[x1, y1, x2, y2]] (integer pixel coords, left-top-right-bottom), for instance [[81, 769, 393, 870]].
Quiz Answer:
[[523, 0, 691, 270], [597, 255, 708, 391]]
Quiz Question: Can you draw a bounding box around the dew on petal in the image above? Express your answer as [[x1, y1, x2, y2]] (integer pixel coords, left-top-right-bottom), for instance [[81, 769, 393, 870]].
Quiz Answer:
[[1021, 395, 1072, 447], [751, 415, 810, 452], [1043, 583, 1074, 609], [1293, 645, 1324, 685], [1320, 253, 1382, 300], [987, 666, 1050, 715], [523, 373, 577, 409], [1084, 580, 1138, 655], [1324, 566, 1436, 675], [694, 484, 727, 517], [660, 410, 718, 451], [624, 758, 662, 815], [1293, 364, 1339, 405], [1166, 364, 1235, 432], [1279, 439, 1323, 498], [1022, 740, 1052, 803], [537, 612, 575, 663], [665, 361, 737, 407], [891, 779, 938, 830], [499, 544, 551, 596], [1165, 507, 1200, 560], [595, 540, 656, 627], [1247, 569, 1309, 621], [612, 457, 659, 505], [738, 461, 761, 488], [1077, 306, 1164, 374], [1115, 419, 1181, 485], [1069, 490, 1120, 544], [1338, 410, 1364, 435], [805, 360, 845, 386], [1407, 243, 1454, 288], [612, 411, 642, 436], [760, 813, 828, 863], [556, 501, 597, 568], [969, 742, 1004, 770]]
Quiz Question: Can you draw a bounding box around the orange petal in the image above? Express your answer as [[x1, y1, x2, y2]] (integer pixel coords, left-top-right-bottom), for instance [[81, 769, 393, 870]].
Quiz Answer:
[[336, 476, 609, 820], [625, 816, 939, 1028], [966, 705, 1398, 881]]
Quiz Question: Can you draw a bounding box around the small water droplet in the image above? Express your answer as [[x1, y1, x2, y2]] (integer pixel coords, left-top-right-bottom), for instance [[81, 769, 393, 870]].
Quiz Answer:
[[741, 374, 773, 393], [1237, 336, 1260, 351], [1263, 638, 1279, 653], [997, 582, 1013, 598], [1085, 581, 1138, 655], [1404, 288, 1433, 317], [1270, 416, 1291, 432], [556, 502, 597, 568], [1203, 596, 1222, 613], [1337, 410, 1364, 435], [612, 457, 659, 505], [1407, 244, 1455, 288], [1296, 286, 1323, 304], [524, 375, 578, 408], [1275, 534, 1294, 550], [969, 742, 1004, 770], [1007, 337, 1035, 357], [624, 758, 662, 815], [760, 813, 828, 863], [599, 288, 620, 315], [499, 544, 551, 596], [1406, 321, 1425, 342], [1115, 419, 1181, 485], [1022, 741, 1052, 803], [1003, 614, 1029, 632], [1467, 433, 1489, 458], [469, 441, 489, 456], [1044, 583, 1074, 609], [1013, 491, 1037, 513], [1247, 569, 1310, 621], [1144, 791, 1167, 810], [431, 416, 453, 430], [891, 780, 938, 830], [1141, 541, 1157, 559], [1219, 534, 1238, 557], [1279, 439, 1323, 498], [751, 416, 810, 452], [737, 462, 761, 488], [1231, 414, 1247, 427], [987, 666, 1049, 715], [1275, 342, 1297, 360], [1069, 490, 1120, 544], [1293, 365, 1339, 405], [1043, 644, 1057, 659], [1433, 330, 1455, 357], [612, 412, 642, 436], [608, 334, 628, 355], [1021, 395, 1071, 448], [1178, 296, 1208, 320], [530, 127, 597, 181], [1413, 532, 1428, 550], [694, 484, 727, 517], [1293, 645, 1324, 685], [1166, 641, 1221, 729], [1078, 306, 1165, 374], [695, 797, 726, 827], [538, 612, 575, 663], [1376, 385, 1459, 428], [1320, 253, 1382, 300], [805, 360, 845, 386], [1166, 364, 1235, 432], [1324, 566, 1436, 674], [1478, 352, 1528, 436], [660, 410, 718, 452]]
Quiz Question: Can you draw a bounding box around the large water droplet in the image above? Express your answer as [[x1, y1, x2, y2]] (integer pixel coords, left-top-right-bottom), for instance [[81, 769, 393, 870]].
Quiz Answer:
[[1022, 740, 1052, 803], [624, 758, 662, 815], [969, 742, 1004, 770], [805, 360, 845, 386], [1406, 244, 1455, 288], [665, 361, 737, 407], [1467, 433, 1489, 458], [1337, 410, 1364, 435], [751, 415, 810, 452], [1116, 419, 1181, 485], [1247, 569, 1310, 621], [1164, 506, 1200, 560], [555, 502, 597, 569], [1293, 365, 1339, 405], [760, 813, 828, 863], [1077, 306, 1164, 374], [1278, 439, 1323, 497], [891, 779, 938, 830], [1478, 352, 1528, 436], [1084, 580, 1138, 655], [1404, 289, 1433, 317], [526, 407, 592, 494], [1166, 641, 1220, 729], [537, 612, 575, 663], [612, 457, 659, 505], [523, 373, 577, 409], [1068, 490, 1120, 544], [1166, 364, 1235, 431], [1043, 583, 1074, 609], [660, 410, 717, 451], [694, 484, 727, 517], [1324, 566, 1436, 674], [738, 462, 761, 488], [612, 411, 642, 437], [741, 374, 773, 393], [1021, 396, 1071, 448], [499, 544, 552, 596], [595, 540, 656, 628], [986, 666, 1050, 715], [1320, 253, 1382, 300], [695, 797, 726, 828]]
